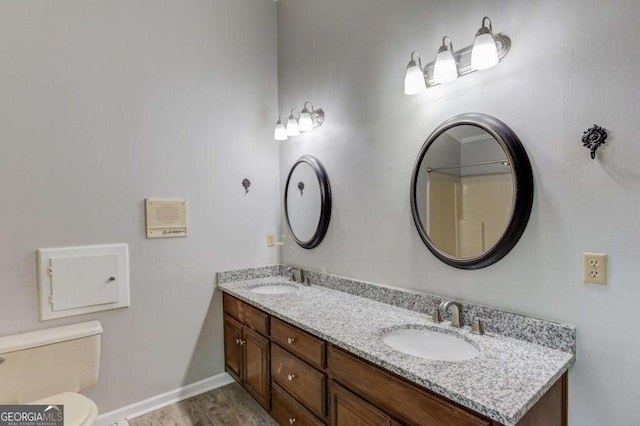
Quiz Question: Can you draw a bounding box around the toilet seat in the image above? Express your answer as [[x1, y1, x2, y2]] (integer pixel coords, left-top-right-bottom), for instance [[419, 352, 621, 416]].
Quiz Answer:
[[31, 392, 98, 426]]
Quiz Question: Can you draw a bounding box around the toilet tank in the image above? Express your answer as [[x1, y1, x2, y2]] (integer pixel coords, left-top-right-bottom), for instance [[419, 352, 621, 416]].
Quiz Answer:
[[0, 321, 102, 404]]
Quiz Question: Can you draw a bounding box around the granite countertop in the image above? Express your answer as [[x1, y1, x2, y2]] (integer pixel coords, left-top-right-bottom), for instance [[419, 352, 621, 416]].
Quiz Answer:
[[218, 275, 575, 425]]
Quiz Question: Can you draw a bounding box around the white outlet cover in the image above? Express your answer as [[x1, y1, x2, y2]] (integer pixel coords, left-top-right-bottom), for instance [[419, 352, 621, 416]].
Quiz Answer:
[[583, 252, 607, 285]]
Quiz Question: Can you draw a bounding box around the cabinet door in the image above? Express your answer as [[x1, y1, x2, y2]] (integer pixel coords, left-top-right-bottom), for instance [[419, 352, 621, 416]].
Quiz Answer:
[[224, 314, 243, 382], [243, 326, 271, 409], [329, 381, 391, 426]]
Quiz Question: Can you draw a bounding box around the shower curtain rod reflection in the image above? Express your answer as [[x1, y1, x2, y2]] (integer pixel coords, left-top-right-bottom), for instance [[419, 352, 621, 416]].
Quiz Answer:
[[426, 160, 510, 173]]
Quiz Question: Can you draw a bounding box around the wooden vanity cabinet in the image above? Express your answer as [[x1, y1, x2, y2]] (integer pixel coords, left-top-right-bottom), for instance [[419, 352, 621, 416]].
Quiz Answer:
[[329, 382, 394, 426], [223, 294, 271, 410], [223, 315, 243, 380], [222, 293, 567, 426], [328, 345, 490, 426], [271, 344, 326, 419], [272, 317, 326, 370], [272, 383, 325, 426]]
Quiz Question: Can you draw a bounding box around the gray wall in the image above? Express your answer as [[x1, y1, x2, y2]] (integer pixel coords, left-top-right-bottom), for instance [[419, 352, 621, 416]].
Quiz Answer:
[[278, 1, 640, 424], [0, 0, 279, 413]]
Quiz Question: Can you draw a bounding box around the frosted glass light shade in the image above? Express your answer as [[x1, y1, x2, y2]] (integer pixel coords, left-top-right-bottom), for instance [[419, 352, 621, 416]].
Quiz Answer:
[[299, 111, 313, 132], [471, 32, 499, 70], [286, 116, 300, 136], [404, 64, 427, 95], [433, 49, 458, 84], [274, 121, 288, 141]]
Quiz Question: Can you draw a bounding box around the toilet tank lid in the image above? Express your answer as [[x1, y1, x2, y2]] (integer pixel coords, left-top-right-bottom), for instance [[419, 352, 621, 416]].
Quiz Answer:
[[0, 321, 103, 354]]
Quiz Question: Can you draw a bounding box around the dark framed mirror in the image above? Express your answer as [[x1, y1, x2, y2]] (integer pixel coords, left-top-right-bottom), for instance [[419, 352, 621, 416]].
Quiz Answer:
[[411, 113, 533, 269], [285, 155, 332, 249]]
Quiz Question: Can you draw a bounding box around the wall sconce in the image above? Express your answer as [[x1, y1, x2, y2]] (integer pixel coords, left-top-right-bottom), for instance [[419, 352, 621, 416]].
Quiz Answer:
[[274, 102, 325, 141], [433, 36, 458, 84], [471, 17, 500, 70], [274, 114, 288, 141], [404, 52, 427, 95], [403, 16, 511, 94], [286, 109, 301, 137]]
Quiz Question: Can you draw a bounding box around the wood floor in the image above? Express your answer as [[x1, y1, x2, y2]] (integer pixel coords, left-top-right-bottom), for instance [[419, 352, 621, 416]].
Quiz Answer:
[[128, 382, 277, 426]]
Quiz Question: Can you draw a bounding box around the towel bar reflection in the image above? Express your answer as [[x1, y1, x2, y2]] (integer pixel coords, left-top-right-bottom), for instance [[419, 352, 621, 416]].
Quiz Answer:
[[427, 160, 510, 173]]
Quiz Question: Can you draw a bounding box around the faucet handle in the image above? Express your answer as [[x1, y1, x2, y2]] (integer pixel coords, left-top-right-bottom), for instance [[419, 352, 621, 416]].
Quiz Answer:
[[471, 318, 490, 335], [432, 309, 443, 323]]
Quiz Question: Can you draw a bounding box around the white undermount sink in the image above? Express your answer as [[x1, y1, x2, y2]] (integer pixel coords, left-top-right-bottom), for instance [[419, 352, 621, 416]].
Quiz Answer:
[[382, 327, 479, 362], [250, 284, 297, 295]]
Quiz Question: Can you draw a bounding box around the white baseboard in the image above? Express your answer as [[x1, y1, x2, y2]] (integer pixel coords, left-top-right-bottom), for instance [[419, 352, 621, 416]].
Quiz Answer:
[[96, 372, 235, 426]]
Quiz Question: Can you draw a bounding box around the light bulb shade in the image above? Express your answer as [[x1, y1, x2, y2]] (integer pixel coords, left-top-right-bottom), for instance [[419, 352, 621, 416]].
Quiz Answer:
[[471, 31, 499, 70], [286, 116, 300, 136], [274, 121, 288, 141], [404, 63, 427, 95], [433, 48, 458, 84], [299, 111, 313, 132]]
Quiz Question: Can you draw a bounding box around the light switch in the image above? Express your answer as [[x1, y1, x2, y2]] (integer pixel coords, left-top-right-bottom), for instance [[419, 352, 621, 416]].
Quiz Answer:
[[266, 233, 275, 247]]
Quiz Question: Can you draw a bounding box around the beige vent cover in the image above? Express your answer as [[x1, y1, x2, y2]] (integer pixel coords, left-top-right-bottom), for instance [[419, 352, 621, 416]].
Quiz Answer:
[[145, 198, 187, 238]]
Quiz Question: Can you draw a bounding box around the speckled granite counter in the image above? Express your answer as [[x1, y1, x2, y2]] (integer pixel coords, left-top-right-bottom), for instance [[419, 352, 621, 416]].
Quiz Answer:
[[218, 269, 575, 425]]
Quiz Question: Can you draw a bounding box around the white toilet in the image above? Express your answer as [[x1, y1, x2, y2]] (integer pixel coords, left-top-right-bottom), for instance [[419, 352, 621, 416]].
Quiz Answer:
[[0, 321, 103, 426]]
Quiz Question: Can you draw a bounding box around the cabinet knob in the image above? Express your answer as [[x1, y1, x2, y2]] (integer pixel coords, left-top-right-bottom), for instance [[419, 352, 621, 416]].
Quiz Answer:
[[287, 373, 296, 381], [236, 339, 241, 345], [288, 419, 296, 425], [287, 337, 295, 344], [238, 339, 245, 346]]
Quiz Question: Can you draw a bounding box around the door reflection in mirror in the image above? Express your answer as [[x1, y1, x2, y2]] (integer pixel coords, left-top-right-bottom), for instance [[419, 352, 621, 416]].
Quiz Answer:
[[416, 125, 514, 259]]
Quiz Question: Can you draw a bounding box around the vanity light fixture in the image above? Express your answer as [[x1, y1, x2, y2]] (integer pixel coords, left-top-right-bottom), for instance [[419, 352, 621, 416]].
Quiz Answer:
[[300, 102, 325, 132], [273, 102, 325, 141], [433, 37, 458, 84], [286, 109, 301, 137], [403, 16, 510, 94], [404, 52, 427, 95], [471, 17, 499, 70], [299, 103, 314, 132], [274, 115, 288, 141]]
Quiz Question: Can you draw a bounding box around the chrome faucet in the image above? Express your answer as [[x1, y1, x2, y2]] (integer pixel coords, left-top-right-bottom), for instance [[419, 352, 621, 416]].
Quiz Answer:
[[438, 300, 464, 328], [285, 267, 306, 284]]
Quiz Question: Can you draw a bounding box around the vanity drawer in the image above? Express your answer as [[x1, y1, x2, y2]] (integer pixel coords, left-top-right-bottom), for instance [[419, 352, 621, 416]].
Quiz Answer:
[[271, 318, 325, 370], [271, 383, 324, 426], [272, 344, 326, 419], [328, 345, 490, 426], [223, 293, 269, 336], [329, 381, 392, 426]]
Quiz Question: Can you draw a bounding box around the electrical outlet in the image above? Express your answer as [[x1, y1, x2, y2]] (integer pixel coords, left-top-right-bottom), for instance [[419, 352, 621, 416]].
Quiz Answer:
[[583, 252, 607, 285], [266, 233, 275, 247]]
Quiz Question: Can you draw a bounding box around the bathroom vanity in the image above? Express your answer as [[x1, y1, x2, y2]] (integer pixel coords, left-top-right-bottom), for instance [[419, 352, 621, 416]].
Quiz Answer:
[[219, 267, 574, 426]]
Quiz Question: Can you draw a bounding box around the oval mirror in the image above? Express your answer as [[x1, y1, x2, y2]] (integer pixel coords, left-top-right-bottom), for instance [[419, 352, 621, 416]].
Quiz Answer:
[[411, 113, 533, 269], [285, 155, 332, 249]]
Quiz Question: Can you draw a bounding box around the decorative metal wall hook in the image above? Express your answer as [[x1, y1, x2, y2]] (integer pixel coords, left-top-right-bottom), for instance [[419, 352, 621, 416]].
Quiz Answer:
[[242, 178, 251, 195], [582, 125, 608, 159], [298, 181, 305, 196]]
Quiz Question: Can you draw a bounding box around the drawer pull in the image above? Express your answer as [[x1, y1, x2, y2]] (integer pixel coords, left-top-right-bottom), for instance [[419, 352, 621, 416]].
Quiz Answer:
[[287, 337, 296, 344], [287, 373, 296, 381], [288, 418, 296, 425]]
